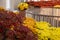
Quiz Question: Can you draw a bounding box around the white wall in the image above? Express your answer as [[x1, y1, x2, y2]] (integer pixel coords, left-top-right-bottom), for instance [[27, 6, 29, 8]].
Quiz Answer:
[[10, 0, 21, 10], [39, 8, 60, 16], [0, 0, 6, 9], [40, 8, 53, 15], [0, 0, 21, 10]]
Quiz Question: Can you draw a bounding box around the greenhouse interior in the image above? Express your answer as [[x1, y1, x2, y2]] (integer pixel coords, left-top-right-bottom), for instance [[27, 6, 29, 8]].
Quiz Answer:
[[0, 0, 60, 40]]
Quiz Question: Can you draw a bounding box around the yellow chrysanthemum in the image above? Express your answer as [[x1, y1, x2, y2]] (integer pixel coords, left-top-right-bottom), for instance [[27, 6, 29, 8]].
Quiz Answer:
[[17, 2, 29, 11], [23, 17, 36, 32], [23, 17, 60, 40], [35, 21, 51, 29], [54, 5, 60, 8], [0, 7, 5, 10]]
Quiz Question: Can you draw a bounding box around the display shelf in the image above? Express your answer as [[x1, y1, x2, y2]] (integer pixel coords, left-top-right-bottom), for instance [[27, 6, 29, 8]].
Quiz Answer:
[[27, 1, 60, 7]]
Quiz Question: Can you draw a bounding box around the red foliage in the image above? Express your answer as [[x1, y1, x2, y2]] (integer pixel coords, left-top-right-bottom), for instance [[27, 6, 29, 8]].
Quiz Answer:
[[0, 10, 38, 40]]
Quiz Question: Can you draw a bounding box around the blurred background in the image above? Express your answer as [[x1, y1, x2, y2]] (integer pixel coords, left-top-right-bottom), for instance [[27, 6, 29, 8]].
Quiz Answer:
[[0, 0, 60, 26], [0, 0, 22, 10]]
